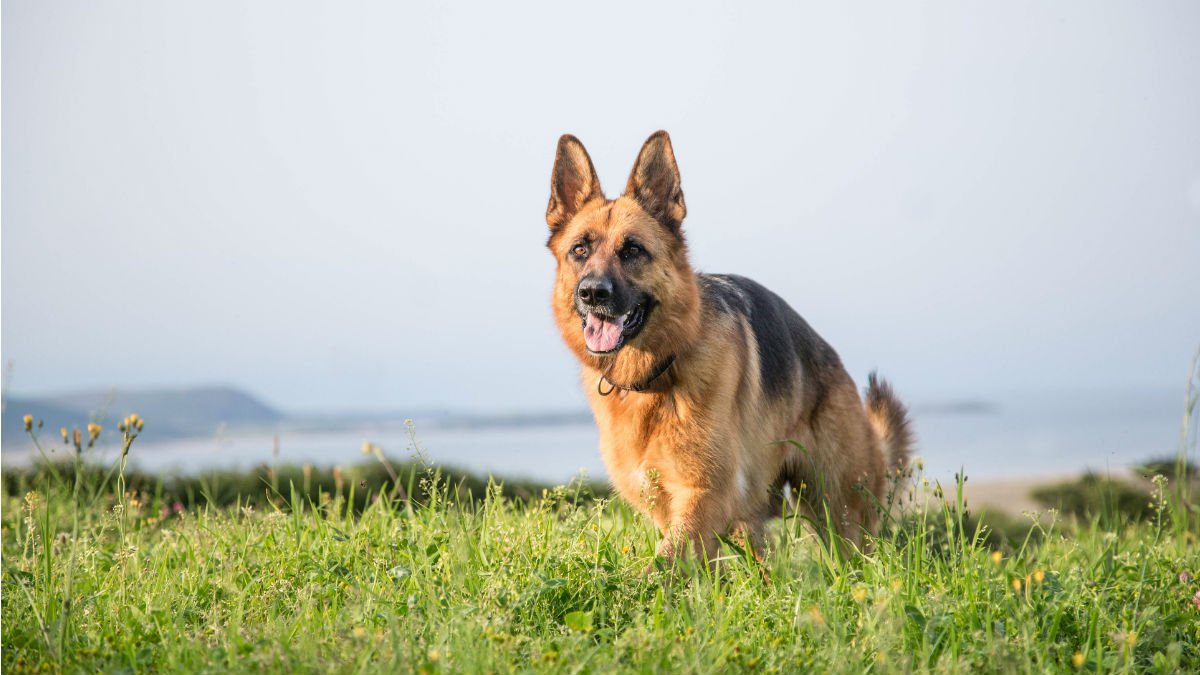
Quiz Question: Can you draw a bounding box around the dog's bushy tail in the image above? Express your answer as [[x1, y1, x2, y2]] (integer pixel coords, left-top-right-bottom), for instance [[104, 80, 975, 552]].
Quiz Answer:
[[864, 371, 914, 472]]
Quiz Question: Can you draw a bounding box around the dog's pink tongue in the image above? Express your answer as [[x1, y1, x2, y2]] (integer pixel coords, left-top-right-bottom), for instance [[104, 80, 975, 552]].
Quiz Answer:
[[584, 313, 625, 352]]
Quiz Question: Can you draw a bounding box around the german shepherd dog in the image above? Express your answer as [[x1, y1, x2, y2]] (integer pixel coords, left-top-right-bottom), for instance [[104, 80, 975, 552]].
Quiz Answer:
[[546, 131, 913, 565]]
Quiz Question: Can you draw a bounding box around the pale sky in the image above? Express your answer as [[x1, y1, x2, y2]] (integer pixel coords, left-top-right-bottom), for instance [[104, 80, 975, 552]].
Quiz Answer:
[[3, 1, 1198, 412]]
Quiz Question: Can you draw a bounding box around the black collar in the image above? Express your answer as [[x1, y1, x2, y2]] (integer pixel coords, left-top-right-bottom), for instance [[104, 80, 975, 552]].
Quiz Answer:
[[597, 354, 677, 396]]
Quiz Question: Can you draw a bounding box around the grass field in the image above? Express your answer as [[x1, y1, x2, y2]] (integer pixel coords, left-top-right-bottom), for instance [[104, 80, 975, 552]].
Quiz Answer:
[[3, 417, 1199, 674]]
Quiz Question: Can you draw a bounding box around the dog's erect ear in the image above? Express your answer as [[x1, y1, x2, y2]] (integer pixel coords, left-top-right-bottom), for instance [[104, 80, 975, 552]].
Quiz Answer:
[[624, 130, 686, 234], [547, 135, 603, 232]]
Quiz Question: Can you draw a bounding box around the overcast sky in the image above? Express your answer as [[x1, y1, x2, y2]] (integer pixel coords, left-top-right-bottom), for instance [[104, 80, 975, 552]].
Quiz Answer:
[[3, 1, 1198, 412]]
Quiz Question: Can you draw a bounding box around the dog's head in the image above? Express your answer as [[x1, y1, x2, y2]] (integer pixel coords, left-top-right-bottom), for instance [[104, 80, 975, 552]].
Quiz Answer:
[[546, 131, 699, 364]]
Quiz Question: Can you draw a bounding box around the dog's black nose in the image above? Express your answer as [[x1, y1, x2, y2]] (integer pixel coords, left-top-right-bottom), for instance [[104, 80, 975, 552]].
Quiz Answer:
[[577, 276, 613, 305]]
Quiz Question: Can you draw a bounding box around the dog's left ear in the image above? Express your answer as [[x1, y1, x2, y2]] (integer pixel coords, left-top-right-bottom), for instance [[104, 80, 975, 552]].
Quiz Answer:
[[625, 130, 686, 234]]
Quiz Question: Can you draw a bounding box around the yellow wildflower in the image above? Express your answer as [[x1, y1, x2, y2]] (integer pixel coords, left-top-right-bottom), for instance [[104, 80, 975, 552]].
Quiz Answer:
[[23, 414, 33, 432], [1071, 652, 1084, 668]]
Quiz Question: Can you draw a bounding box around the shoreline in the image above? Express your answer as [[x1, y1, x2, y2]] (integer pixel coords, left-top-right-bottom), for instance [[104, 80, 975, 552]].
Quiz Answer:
[[958, 473, 1082, 516], [956, 468, 1168, 516], [2, 447, 1153, 518]]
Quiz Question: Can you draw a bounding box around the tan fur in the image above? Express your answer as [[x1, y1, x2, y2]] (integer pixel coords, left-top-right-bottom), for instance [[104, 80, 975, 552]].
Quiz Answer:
[[546, 131, 913, 564]]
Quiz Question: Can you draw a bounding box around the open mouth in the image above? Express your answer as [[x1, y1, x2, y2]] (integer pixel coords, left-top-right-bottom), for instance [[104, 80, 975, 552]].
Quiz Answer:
[[581, 302, 649, 355]]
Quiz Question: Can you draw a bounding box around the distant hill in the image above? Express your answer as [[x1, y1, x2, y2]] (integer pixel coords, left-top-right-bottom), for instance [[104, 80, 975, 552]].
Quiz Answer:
[[3, 386, 283, 448]]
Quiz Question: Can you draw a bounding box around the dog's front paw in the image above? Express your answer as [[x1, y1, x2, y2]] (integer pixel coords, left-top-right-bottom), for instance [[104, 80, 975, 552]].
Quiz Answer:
[[643, 552, 674, 577]]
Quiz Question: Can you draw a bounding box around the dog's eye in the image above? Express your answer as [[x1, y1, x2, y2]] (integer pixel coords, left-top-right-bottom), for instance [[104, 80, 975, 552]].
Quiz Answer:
[[620, 244, 642, 259], [572, 244, 588, 258]]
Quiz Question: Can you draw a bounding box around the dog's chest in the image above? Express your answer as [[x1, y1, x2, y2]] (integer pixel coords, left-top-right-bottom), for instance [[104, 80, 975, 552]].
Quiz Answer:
[[592, 393, 708, 509]]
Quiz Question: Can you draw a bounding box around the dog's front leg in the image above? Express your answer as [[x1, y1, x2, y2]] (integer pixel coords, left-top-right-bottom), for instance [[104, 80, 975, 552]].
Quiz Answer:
[[653, 486, 730, 569]]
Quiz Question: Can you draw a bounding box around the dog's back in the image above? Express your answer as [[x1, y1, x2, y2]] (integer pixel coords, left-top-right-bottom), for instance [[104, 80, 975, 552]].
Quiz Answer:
[[698, 273, 913, 549]]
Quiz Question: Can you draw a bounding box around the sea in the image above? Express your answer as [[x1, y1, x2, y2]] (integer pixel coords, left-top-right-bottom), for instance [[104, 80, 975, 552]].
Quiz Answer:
[[4, 388, 1193, 485]]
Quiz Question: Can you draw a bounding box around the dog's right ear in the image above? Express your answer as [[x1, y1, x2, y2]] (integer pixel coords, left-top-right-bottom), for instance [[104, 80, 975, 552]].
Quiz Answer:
[[547, 135, 603, 232]]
